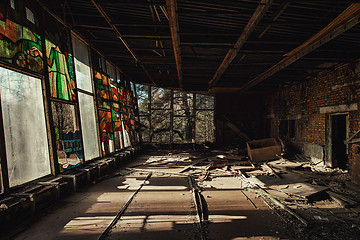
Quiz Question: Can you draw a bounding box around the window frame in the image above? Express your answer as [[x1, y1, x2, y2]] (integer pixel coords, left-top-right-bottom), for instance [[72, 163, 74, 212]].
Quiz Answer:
[[0, 63, 54, 193]]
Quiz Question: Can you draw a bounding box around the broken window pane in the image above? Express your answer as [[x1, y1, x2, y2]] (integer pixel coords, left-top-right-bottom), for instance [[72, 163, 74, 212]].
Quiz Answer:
[[0, 67, 51, 187], [78, 92, 100, 160], [51, 102, 84, 172], [72, 34, 93, 93], [196, 111, 215, 143]]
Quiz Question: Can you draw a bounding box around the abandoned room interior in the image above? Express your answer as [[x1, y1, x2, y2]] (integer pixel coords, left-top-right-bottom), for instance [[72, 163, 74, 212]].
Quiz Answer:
[[1, 0, 360, 239]]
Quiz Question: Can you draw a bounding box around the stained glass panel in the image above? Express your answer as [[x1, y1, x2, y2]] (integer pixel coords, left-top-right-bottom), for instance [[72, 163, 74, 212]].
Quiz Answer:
[[94, 71, 110, 109], [0, 14, 44, 73], [46, 38, 76, 101], [51, 102, 84, 172]]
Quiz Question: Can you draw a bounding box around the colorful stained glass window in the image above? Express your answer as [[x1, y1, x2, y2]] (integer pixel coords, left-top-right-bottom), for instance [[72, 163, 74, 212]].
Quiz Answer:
[[0, 14, 44, 73], [51, 102, 84, 172], [94, 70, 110, 109], [98, 110, 114, 154], [46, 38, 76, 101]]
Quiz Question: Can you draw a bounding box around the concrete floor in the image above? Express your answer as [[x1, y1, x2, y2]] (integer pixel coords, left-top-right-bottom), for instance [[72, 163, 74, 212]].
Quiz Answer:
[[11, 152, 295, 240]]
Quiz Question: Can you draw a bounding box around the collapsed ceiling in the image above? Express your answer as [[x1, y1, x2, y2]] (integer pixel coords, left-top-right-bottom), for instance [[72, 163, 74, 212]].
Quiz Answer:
[[40, 0, 360, 93]]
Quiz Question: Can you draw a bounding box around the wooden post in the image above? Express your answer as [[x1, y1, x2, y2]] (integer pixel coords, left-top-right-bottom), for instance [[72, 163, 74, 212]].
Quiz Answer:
[[170, 90, 174, 144]]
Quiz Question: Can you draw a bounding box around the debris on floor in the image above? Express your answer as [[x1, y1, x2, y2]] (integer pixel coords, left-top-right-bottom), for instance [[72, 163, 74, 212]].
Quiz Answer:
[[129, 147, 360, 240]]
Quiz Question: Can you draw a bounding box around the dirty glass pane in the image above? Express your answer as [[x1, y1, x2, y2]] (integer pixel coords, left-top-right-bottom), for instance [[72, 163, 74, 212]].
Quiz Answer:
[[78, 92, 100, 160], [196, 111, 215, 143], [122, 115, 131, 147], [0, 67, 51, 187], [72, 34, 93, 93], [106, 61, 116, 82], [151, 110, 170, 142], [151, 87, 171, 109], [174, 91, 193, 116], [173, 117, 194, 143], [51, 102, 84, 172], [196, 94, 214, 110]]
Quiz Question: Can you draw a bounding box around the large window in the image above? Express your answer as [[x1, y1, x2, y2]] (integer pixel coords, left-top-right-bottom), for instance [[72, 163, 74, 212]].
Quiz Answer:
[[0, 67, 51, 187], [136, 85, 215, 143], [196, 95, 215, 143], [72, 34, 100, 161]]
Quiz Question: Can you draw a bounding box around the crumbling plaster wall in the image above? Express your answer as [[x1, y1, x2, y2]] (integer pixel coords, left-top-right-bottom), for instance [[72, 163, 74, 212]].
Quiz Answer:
[[266, 62, 360, 183]]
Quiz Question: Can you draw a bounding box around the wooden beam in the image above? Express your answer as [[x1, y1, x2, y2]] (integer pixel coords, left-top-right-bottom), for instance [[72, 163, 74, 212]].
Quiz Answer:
[[258, 0, 290, 39], [238, 3, 360, 92], [166, 0, 183, 89], [90, 0, 156, 85], [208, 0, 272, 89]]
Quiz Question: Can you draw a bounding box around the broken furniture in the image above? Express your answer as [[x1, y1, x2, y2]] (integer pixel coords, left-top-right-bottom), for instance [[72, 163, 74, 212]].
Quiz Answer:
[[247, 138, 282, 162]]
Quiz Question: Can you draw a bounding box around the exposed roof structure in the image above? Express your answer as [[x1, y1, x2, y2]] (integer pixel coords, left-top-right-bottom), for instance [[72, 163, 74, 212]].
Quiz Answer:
[[39, 0, 360, 93]]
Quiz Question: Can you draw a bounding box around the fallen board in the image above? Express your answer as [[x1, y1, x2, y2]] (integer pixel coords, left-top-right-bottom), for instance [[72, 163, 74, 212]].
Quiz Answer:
[[271, 182, 328, 199], [202, 177, 246, 189]]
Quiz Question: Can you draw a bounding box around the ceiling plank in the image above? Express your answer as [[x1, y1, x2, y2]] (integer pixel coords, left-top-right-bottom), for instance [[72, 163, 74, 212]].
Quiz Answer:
[[258, 0, 290, 39], [90, 0, 156, 85], [208, 0, 272, 89], [166, 0, 183, 89], [238, 3, 360, 92]]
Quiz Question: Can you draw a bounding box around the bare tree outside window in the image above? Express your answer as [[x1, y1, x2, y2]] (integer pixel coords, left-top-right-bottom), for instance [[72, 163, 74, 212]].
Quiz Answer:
[[136, 84, 215, 143]]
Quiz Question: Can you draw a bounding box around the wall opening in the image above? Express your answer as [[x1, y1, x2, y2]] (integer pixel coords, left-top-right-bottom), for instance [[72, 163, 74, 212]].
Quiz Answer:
[[331, 114, 348, 169]]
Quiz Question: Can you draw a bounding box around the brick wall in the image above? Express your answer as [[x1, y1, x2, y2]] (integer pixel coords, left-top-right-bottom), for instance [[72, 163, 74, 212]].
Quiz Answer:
[[267, 63, 360, 145], [266, 61, 360, 181]]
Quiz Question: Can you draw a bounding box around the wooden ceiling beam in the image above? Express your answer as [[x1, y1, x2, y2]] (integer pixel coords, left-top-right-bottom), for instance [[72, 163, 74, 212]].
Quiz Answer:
[[238, 3, 360, 92], [208, 0, 272, 89], [90, 0, 156, 85], [166, 0, 183, 89], [258, 0, 290, 39]]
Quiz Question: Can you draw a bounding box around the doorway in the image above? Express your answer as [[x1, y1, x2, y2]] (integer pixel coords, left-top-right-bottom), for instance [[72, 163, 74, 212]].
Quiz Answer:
[[331, 114, 348, 169]]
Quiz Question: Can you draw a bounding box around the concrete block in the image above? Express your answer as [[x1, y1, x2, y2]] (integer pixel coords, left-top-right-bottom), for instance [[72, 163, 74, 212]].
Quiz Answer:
[[319, 103, 358, 114], [39, 177, 73, 199], [60, 169, 88, 191], [302, 142, 324, 163], [79, 165, 99, 183], [11, 184, 58, 213]]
